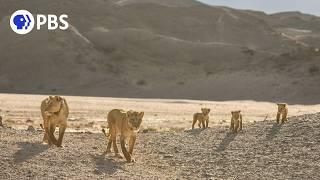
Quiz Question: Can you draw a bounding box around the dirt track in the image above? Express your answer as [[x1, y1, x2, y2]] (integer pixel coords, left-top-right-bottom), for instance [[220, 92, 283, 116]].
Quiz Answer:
[[1, 113, 320, 179]]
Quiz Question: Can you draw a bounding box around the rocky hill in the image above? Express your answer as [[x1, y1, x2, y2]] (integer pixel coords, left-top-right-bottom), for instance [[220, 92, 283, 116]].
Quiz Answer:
[[0, 0, 320, 103]]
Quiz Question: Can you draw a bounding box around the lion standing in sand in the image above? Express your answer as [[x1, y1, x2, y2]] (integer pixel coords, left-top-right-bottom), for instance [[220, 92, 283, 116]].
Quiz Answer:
[[230, 110, 242, 133], [102, 109, 144, 162], [40, 96, 69, 147], [192, 108, 210, 129], [276, 103, 288, 124]]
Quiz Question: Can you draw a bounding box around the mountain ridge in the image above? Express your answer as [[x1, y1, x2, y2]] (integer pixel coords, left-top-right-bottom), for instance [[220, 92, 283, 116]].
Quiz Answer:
[[0, 0, 320, 104]]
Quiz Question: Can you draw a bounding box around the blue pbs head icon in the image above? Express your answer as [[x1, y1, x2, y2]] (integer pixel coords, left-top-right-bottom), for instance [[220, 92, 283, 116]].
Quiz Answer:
[[10, 10, 35, 35]]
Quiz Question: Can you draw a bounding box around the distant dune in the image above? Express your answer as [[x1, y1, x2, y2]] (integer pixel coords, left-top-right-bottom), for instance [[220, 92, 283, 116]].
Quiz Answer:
[[0, 0, 320, 103]]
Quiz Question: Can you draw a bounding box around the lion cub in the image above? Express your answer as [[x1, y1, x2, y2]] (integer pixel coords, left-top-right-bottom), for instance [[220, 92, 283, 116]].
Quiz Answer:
[[40, 96, 69, 147], [192, 108, 210, 129], [102, 109, 144, 162], [276, 103, 288, 124], [230, 110, 242, 133]]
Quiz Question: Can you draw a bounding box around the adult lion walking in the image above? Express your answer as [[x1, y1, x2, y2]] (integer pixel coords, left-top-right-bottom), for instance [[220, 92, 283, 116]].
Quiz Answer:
[[102, 109, 144, 162], [40, 96, 69, 147]]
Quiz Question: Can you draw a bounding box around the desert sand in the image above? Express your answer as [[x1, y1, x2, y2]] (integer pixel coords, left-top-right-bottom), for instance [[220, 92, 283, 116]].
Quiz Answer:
[[1, 109, 320, 179], [1, 93, 320, 132]]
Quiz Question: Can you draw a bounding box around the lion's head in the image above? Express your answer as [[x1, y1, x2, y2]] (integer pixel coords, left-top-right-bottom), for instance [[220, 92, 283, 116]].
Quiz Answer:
[[231, 110, 241, 118], [201, 108, 210, 116], [126, 110, 144, 131], [277, 103, 287, 111], [46, 96, 63, 114]]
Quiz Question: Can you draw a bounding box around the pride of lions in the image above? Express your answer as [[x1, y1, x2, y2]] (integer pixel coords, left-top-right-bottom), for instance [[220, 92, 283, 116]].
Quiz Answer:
[[35, 96, 288, 162]]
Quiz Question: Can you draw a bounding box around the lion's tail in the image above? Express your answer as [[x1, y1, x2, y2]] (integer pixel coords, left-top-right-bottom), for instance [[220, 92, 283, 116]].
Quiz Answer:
[[101, 128, 110, 137]]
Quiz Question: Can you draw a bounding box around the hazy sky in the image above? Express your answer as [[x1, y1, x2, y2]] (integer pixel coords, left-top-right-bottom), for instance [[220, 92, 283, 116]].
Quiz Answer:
[[198, 0, 320, 16]]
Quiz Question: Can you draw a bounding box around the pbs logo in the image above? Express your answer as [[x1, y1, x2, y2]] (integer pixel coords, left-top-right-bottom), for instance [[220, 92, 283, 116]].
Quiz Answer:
[[10, 10, 35, 34], [10, 9, 69, 35]]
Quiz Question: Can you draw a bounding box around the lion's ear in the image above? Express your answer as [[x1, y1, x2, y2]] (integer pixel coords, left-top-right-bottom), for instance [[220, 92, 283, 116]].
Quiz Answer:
[[139, 112, 144, 118], [55, 96, 62, 101], [49, 96, 53, 99], [208, 109, 211, 112], [127, 110, 132, 116]]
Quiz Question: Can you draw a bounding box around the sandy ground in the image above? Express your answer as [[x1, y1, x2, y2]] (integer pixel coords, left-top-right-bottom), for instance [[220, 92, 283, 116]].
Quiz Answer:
[[0, 93, 320, 132], [1, 113, 320, 179]]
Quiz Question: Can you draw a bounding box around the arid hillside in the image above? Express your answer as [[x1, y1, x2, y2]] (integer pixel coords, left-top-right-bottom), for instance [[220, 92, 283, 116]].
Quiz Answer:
[[1, 113, 320, 179], [0, 0, 320, 103]]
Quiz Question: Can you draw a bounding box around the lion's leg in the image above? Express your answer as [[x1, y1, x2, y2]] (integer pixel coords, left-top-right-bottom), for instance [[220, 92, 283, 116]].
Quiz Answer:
[[205, 119, 209, 128], [230, 118, 234, 131], [201, 120, 205, 129], [105, 128, 112, 154], [276, 112, 280, 124], [281, 112, 287, 124], [198, 121, 201, 128], [239, 115, 242, 131], [48, 122, 57, 146], [128, 135, 136, 155], [57, 123, 67, 147], [234, 121, 239, 133], [192, 116, 197, 129], [42, 121, 49, 144], [106, 139, 112, 154], [44, 128, 50, 144], [111, 128, 121, 158], [101, 128, 112, 153], [120, 135, 133, 162]]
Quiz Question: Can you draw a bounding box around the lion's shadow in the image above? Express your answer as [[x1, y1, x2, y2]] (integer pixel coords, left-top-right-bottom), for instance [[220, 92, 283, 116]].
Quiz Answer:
[[91, 154, 125, 175], [266, 123, 283, 140], [13, 142, 48, 163], [216, 132, 238, 152], [185, 128, 205, 135]]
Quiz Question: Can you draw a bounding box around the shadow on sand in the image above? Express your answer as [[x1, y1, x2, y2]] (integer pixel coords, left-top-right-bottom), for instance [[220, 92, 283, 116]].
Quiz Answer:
[[13, 142, 48, 163], [216, 132, 238, 152], [266, 123, 283, 140], [185, 128, 205, 135], [91, 154, 125, 175]]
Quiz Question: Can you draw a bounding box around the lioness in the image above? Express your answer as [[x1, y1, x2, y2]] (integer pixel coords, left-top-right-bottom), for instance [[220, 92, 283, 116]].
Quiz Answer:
[[102, 109, 144, 162], [40, 96, 69, 147], [230, 110, 242, 133], [192, 108, 210, 129], [276, 103, 288, 124]]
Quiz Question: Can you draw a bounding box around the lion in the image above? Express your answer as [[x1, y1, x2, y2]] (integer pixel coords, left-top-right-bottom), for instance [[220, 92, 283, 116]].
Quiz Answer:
[[230, 110, 242, 133], [276, 103, 288, 124], [40, 96, 69, 147], [102, 109, 144, 162], [192, 108, 210, 129]]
